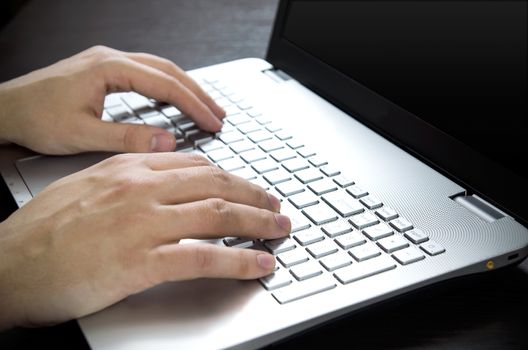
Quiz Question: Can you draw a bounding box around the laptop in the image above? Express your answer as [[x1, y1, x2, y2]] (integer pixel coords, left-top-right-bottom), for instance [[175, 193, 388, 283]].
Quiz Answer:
[[1, 0, 527, 348]]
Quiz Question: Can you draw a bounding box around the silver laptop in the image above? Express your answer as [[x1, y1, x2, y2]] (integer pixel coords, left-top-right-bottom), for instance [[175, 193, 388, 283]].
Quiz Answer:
[[1, 1, 527, 349]]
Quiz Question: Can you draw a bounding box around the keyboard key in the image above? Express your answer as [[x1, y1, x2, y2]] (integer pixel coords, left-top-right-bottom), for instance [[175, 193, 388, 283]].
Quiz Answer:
[[320, 252, 353, 271], [255, 115, 272, 125], [226, 113, 251, 125], [295, 168, 324, 184], [199, 139, 224, 153], [297, 148, 316, 158], [189, 132, 214, 146], [161, 106, 182, 118], [259, 139, 284, 153], [101, 110, 113, 122], [294, 228, 325, 246], [251, 159, 279, 174], [290, 261, 323, 281], [275, 129, 293, 141], [322, 191, 364, 218], [263, 169, 292, 185], [266, 124, 282, 133], [335, 232, 366, 249], [106, 105, 133, 121], [229, 139, 255, 154], [103, 94, 123, 108], [349, 212, 380, 229], [390, 217, 414, 232], [282, 158, 310, 173], [264, 237, 296, 255], [360, 195, 383, 210], [207, 148, 235, 162], [230, 167, 258, 180], [420, 241, 446, 256], [332, 174, 354, 188], [219, 130, 245, 144], [237, 122, 261, 134], [404, 229, 429, 244], [322, 221, 353, 238], [308, 178, 338, 195], [248, 130, 273, 143], [308, 155, 328, 168], [377, 234, 409, 253], [334, 255, 396, 284], [240, 149, 267, 163], [247, 109, 263, 118], [237, 101, 253, 110], [272, 275, 336, 304], [375, 206, 399, 221], [392, 247, 425, 265], [286, 139, 304, 149], [260, 269, 292, 291], [121, 92, 153, 110], [302, 203, 339, 225], [289, 191, 319, 209], [346, 185, 369, 198], [138, 109, 162, 120], [270, 148, 297, 162], [223, 237, 254, 248], [363, 223, 394, 241], [217, 158, 246, 172], [320, 165, 341, 177], [277, 249, 310, 267], [349, 243, 382, 261], [276, 179, 305, 197], [306, 239, 339, 258], [281, 204, 312, 233]]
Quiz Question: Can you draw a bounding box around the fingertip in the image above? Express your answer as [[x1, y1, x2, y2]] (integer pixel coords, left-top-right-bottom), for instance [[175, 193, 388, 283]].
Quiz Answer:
[[256, 253, 276, 272], [274, 213, 291, 234]]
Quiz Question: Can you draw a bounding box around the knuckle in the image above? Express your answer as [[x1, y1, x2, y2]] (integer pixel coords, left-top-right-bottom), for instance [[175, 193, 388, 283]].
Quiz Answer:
[[208, 166, 232, 189], [186, 153, 212, 167], [204, 198, 230, 227]]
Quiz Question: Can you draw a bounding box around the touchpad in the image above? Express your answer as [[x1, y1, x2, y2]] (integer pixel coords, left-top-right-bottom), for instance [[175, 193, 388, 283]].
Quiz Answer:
[[16, 152, 114, 196]]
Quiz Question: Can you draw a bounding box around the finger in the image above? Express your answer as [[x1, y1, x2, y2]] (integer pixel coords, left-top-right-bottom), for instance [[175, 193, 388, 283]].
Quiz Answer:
[[125, 52, 225, 119], [149, 244, 276, 282], [154, 166, 281, 212], [159, 199, 291, 241], [78, 117, 176, 153], [101, 57, 222, 132], [142, 152, 212, 171]]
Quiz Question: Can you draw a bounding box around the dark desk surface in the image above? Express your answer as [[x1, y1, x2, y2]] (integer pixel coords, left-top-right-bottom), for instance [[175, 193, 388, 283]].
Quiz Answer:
[[1, 1, 527, 349]]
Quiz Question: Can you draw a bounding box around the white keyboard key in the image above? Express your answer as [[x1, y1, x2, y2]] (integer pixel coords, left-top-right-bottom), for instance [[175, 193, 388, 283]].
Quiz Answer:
[[297, 148, 316, 158], [282, 158, 310, 173], [349, 243, 381, 261], [289, 191, 319, 209], [392, 247, 425, 265], [333, 174, 354, 188], [320, 252, 353, 271], [363, 223, 394, 241], [322, 191, 364, 217], [286, 139, 304, 149], [375, 206, 399, 221], [255, 115, 272, 125], [275, 129, 293, 141], [121, 92, 153, 110], [259, 139, 284, 153], [264, 237, 296, 255], [260, 269, 292, 291], [302, 203, 339, 225], [335, 232, 366, 249], [265, 124, 282, 133], [390, 217, 414, 232], [308, 155, 328, 167], [308, 178, 338, 195], [101, 110, 113, 122], [248, 130, 273, 143], [270, 148, 297, 162], [295, 168, 324, 184], [360, 195, 383, 210], [334, 255, 396, 284], [207, 148, 235, 162], [229, 139, 255, 154], [346, 184, 369, 198], [219, 130, 245, 144], [272, 274, 336, 304], [377, 234, 409, 253], [230, 167, 258, 180], [247, 109, 262, 117], [320, 165, 341, 177], [276, 179, 305, 197], [349, 212, 380, 229], [277, 249, 310, 267], [217, 158, 246, 172], [263, 169, 292, 185], [290, 261, 323, 281], [420, 240, 446, 256], [321, 221, 352, 238], [199, 139, 224, 153], [103, 94, 123, 108], [240, 149, 267, 163], [294, 228, 325, 246], [306, 239, 339, 258], [404, 229, 429, 244], [226, 113, 252, 125], [251, 159, 279, 174], [237, 121, 261, 134]]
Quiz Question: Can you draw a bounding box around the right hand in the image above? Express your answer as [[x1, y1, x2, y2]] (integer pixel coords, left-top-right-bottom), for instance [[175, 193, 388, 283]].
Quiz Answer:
[[0, 153, 290, 329]]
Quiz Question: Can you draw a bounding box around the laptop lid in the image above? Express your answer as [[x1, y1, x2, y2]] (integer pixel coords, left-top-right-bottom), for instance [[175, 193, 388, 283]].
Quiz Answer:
[[266, 0, 527, 225]]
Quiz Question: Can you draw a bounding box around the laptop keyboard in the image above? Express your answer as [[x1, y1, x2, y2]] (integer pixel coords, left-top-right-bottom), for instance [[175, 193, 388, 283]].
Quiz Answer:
[[102, 77, 446, 304]]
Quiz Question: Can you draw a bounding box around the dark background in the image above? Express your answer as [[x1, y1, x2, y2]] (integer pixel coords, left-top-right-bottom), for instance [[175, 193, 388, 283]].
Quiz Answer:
[[1, 1, 528, 349]]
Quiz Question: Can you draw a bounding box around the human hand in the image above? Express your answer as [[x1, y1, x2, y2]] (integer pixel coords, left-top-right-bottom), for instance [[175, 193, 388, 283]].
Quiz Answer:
[[0, 153, 290, 329], [0, 45, 225, 154]]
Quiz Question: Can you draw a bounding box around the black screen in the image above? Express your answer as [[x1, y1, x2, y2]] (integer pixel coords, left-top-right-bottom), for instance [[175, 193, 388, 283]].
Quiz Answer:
[[283, 0, 527, 179]]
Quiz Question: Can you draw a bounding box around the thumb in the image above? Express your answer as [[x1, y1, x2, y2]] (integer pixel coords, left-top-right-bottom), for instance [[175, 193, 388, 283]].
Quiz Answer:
[[81, 118, 176, 153]]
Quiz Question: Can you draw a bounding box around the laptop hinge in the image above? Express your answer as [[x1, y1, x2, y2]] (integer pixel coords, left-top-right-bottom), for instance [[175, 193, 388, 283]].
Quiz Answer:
[[262, 68, 291, 83], [452, 194, 506, 223]]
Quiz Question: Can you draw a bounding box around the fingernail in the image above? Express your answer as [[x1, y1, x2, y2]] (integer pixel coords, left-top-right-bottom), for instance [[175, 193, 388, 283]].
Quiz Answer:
[[274, 213, 291, 232], [150, 133, 175, 152], [267, 193, 281, 212], [257, 254, 275, 270]]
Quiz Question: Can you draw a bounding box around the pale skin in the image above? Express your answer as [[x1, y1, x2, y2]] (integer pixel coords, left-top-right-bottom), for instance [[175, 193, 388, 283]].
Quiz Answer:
[[0, 46, 291, 330]]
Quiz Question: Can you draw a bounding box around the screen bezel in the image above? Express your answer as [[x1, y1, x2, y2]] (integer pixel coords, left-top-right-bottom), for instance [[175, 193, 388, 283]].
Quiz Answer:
[[266, 0, 527, 225]]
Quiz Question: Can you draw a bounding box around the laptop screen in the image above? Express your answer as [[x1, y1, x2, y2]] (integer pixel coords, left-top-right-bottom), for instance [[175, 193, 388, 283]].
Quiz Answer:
[[269, 0, 527, 221]]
